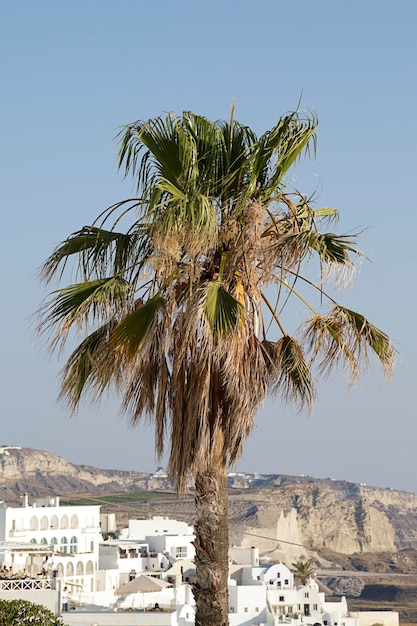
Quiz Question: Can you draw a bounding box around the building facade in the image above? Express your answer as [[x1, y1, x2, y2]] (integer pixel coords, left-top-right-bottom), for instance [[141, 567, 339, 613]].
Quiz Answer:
[[0, 495, 101, 591]]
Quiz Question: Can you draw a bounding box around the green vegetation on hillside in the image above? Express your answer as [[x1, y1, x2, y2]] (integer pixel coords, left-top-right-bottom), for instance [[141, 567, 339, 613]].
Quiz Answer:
[[60, 491, 176, 506]]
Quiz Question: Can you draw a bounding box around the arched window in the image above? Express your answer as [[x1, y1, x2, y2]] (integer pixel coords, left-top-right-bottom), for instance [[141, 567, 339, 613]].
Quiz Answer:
[[40, 515, 48, 531], [30, 538, 37, 544], [70, 536, 78, 554], [76, 561, 84, 576], [30, 516, 38, 531], [66, 562, 73, 577], [56, 563, 64, 577], [70, 514, 78, 529], [40, 538, 48, 545], [50, 515, 59, 530], [51, 537, 58, 546], [61, 515, 69, 529], [86, 560, 94, 575], [60, 537, 68, 553]]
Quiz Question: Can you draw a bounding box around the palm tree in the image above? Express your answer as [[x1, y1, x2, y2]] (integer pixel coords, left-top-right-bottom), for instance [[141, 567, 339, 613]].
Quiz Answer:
[[292, 558, 316, 585], [37, 107, 394, 626]]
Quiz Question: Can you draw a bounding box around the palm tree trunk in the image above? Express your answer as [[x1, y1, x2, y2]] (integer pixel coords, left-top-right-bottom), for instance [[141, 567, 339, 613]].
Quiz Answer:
[[193, 459, 229, 626]]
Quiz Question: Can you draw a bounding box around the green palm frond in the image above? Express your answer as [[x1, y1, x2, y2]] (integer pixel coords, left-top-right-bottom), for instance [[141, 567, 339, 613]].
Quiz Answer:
[[111, 295, 166, 357], [245, 112, 317, 203], [266, 211, 361, 287], [304, 306, 395, 384], [118, 114, 182, 187], [41, 227, 123, 282], [41, 277, 132, 347], [119, 113, 221, 252], [119, 112, 220, 196], [312, 206, 340, 223], [290, 202, 340, 232], [60, 321, 116, 409], [203, 282, 244, 335], [303, 311, 359, 383], [307, 232, 360, 266], [155, 188, 218, 245], [218, 118, 257, 202], [181, 112, 223, 186], [336, 306, 395, 376], [40, 224, 147, 284], [156, 178, 188, 201], [269, 113, 317, 187]]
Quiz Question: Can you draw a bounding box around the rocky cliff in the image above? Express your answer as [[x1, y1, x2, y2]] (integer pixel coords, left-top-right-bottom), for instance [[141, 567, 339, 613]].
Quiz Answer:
[[0, 446, 151, 498], [1, 447, 417, 562], [225, 482, 416, 562]]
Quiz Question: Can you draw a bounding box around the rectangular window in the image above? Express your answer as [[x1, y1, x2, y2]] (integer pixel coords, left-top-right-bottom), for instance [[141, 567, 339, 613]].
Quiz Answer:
[[305, 592, 309, 598], [284, 579, 289, 585], [175, 546, 187, 558], [313, 604, 318, 610], [244, 607, 248, 613], [279, 596, 285, 602]]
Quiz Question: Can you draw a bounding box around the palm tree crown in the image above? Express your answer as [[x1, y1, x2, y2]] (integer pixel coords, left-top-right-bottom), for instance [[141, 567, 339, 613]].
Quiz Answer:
[[38, 108, 395, 493], [291, 558, 316, 585]]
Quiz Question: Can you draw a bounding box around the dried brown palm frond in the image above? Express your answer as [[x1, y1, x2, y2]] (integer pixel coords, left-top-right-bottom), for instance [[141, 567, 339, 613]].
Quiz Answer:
[[265, 335, 316, 410]]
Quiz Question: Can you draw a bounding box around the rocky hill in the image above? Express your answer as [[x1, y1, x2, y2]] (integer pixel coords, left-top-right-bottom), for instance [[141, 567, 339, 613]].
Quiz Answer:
[[0, 446, 159, 499], [2, 446, 417, 562]]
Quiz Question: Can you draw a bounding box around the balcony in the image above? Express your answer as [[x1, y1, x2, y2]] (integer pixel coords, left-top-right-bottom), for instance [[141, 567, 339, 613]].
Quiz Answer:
[[0, 578, 53, 591]]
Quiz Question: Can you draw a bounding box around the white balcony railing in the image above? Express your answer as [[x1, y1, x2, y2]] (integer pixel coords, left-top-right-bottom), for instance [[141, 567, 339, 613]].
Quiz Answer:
[[0, 578, 53, 591]]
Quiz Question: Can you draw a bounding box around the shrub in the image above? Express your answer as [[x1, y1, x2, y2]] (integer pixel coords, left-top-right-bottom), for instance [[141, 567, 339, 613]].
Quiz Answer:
[[0, 598, 64, 625]]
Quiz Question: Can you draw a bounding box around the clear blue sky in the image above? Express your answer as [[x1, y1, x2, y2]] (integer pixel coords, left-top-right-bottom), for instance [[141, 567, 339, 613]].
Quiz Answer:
[[1, 1, 415, 492]]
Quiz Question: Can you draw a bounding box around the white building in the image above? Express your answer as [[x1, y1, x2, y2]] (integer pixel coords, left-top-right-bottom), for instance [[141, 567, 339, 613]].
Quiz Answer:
[[227, 555, 399, 626], [0, 495, 102, 592], [117, 516, 196, 567], [127, 517, 194, 542], [0, 500, 400, 626], [97, 516, 196, 594]]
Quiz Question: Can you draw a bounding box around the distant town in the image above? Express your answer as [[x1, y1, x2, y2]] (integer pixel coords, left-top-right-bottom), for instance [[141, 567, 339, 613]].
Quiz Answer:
[[0, 492, 399, 626]]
